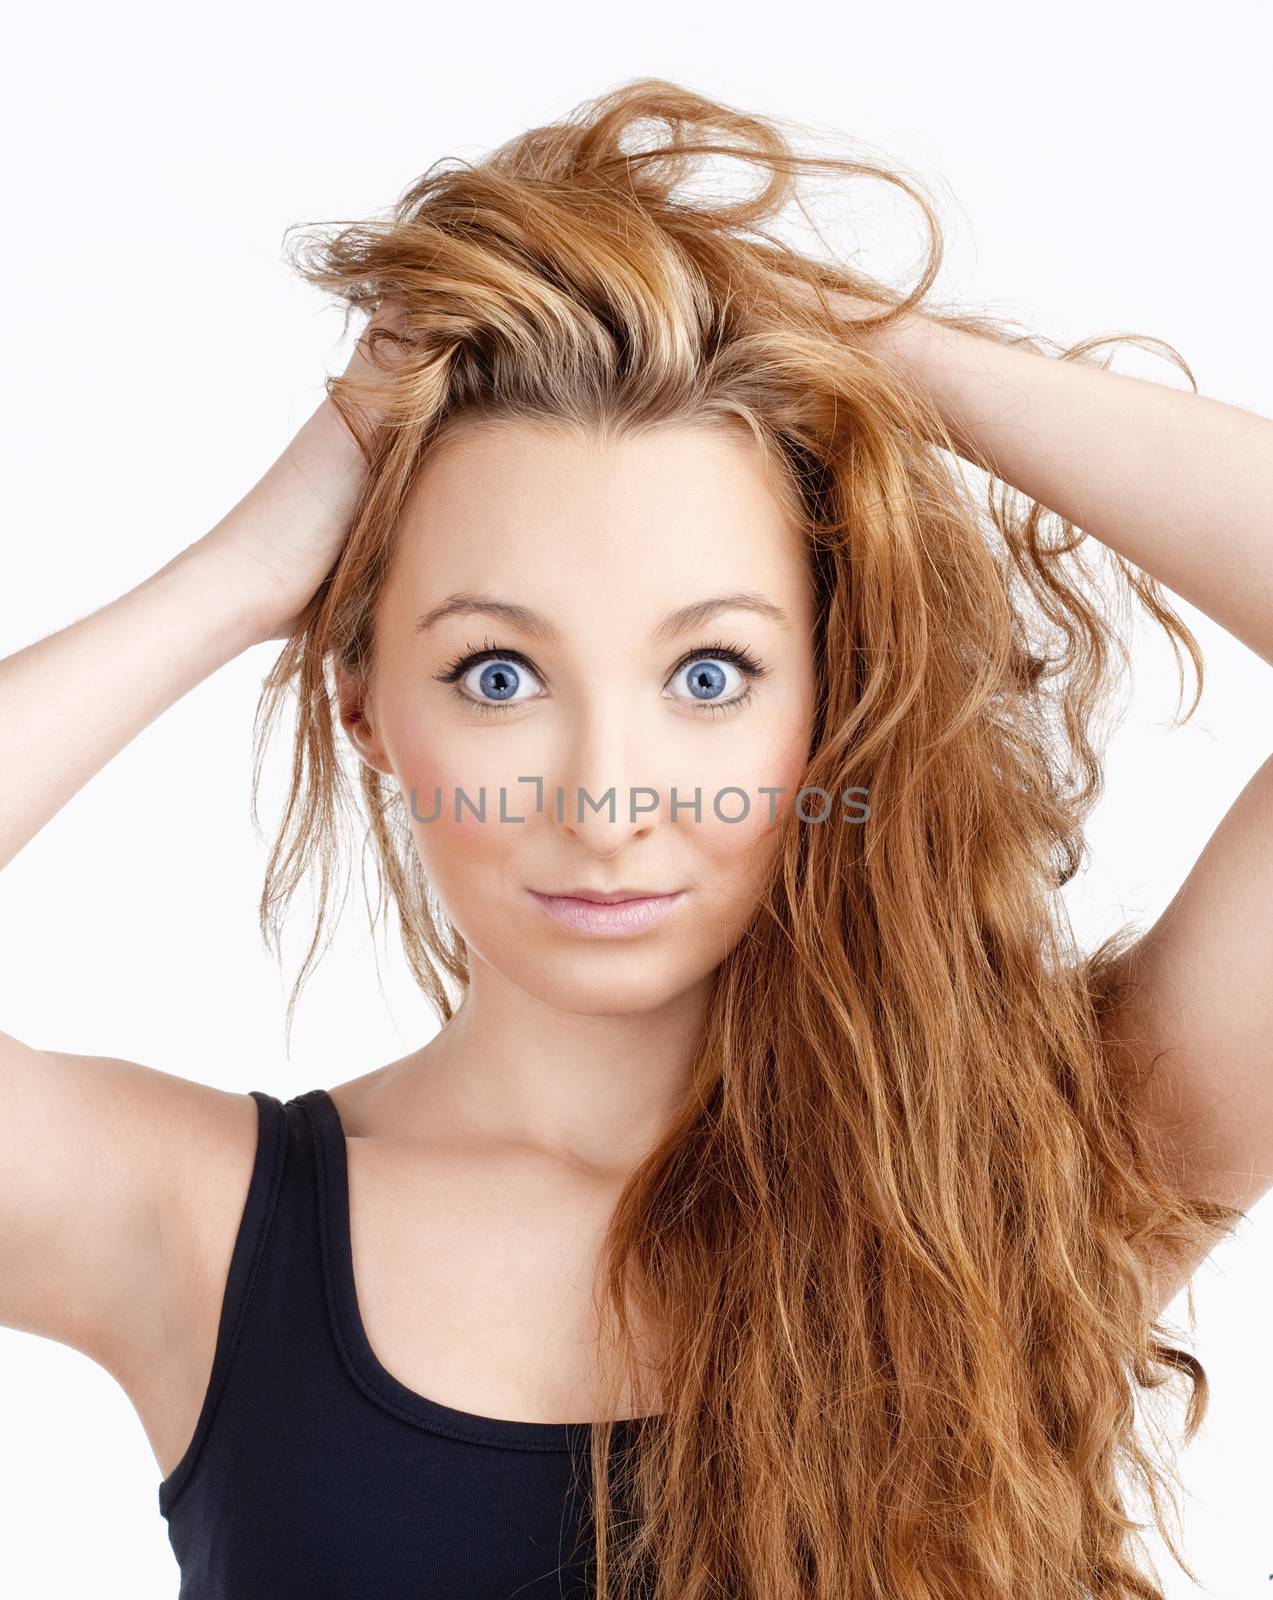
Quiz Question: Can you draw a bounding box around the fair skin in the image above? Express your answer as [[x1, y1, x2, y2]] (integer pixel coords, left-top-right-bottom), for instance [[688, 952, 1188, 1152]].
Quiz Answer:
[[1, 288, 1269, 1482], [334, 415, 816, 1174]]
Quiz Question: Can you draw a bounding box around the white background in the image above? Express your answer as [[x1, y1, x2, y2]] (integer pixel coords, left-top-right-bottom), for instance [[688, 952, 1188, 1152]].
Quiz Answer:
[[1, 1, 1270, 1593]]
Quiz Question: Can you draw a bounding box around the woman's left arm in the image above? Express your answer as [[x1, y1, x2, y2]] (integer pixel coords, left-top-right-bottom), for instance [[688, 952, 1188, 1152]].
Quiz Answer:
[[873, 313, 1273, 663], [860, 306, 1273, 1310]]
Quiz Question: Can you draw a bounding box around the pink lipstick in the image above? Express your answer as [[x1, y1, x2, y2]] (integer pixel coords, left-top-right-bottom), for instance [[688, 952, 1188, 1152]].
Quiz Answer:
[[528, 889, 686, 937]]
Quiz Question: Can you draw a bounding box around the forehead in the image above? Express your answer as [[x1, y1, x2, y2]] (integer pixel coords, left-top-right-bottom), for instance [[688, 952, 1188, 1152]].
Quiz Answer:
[[390, 416, 811, 615]]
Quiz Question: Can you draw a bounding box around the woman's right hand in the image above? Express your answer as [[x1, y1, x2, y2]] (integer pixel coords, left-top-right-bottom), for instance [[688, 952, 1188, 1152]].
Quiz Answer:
[[200, 300, 411, 644]]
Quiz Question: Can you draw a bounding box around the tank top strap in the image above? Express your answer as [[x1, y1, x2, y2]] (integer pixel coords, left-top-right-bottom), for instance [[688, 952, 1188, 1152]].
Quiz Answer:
[[157, 1088, 289, 1517], [192, 1088, 289, 1405]]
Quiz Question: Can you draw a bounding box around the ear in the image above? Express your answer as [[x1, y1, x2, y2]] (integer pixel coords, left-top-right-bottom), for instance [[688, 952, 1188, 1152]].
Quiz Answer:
[[334, 663, 394, 777]]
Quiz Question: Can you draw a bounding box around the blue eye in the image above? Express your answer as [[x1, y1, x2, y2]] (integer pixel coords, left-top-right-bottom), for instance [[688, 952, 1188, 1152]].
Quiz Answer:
[[433, 635, 769, 717], [434, 639, 544, 715], [665, 654, 751, 714], [664, 638, 770, 716]]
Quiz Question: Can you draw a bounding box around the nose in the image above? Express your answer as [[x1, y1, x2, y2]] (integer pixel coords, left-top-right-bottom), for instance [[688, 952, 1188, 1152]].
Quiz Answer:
[[550, 703, 664, 853]]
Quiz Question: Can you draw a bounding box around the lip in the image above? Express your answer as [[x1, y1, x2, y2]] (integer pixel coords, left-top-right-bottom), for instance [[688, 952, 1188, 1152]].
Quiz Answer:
[[528, 889, 687, 937], [547, 886, 678, 904]]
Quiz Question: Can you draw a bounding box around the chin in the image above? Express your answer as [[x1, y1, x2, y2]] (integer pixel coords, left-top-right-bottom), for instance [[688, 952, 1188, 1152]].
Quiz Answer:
[[505, 952, 708, 1018]]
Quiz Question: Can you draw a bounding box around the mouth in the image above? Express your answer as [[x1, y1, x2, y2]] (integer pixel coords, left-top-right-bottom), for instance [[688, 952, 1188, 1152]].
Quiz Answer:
[[536, 887, 683, 904], [527, 888, 687, 937]]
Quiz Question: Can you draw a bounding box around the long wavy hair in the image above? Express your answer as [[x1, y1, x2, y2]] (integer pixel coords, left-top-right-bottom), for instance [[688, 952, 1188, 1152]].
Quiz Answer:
[[251, 77, 1246, 1599]]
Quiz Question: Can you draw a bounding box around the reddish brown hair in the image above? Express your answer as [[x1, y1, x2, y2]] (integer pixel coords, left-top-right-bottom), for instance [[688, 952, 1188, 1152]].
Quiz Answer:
[[252, 78, 1243, 1598]]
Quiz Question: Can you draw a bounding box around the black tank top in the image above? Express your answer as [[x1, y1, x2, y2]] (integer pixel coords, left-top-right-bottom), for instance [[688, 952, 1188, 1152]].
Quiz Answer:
[[157, 1088, 646, 1598]]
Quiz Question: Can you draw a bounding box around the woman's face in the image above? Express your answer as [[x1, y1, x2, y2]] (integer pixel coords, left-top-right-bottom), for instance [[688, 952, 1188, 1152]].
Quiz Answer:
[[339, 416, 817, 1017]]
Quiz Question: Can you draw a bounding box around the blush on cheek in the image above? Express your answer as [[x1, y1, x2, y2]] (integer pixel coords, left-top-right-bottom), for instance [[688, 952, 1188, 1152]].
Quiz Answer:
[[402, 762, 528, 875], [393, 733, 472, 826], [703, 811, 784, 885], [427, 817, 505, 879]]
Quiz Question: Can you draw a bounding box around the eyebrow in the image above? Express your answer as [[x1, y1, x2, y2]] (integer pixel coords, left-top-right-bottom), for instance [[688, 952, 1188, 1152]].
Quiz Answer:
[[414, 589, 792, 644]]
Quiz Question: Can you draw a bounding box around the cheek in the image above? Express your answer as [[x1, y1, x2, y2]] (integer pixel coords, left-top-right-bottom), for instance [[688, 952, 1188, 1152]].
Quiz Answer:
[[389, 723, 525, 879], [684, 726, 810, 899], [700, 708, 811, 829]]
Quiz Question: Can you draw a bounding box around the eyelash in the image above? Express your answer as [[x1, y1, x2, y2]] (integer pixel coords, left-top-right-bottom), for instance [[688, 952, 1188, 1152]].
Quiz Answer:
[[434, 635, 771, 718]]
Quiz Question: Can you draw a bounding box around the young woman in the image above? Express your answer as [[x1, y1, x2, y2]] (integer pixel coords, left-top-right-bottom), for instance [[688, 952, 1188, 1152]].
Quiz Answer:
[[2, 78, 1269, 1600]]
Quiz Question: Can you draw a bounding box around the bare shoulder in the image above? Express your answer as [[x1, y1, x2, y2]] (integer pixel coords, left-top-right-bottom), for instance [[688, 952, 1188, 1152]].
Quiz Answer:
[[324, 1056, 411, 1132], [0, 1027, 260, 1384]]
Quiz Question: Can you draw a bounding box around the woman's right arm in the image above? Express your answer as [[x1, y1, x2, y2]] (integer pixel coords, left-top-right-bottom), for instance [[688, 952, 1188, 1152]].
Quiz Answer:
[[0, 391, 375, 874], [0, 370, 379, 1382]]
